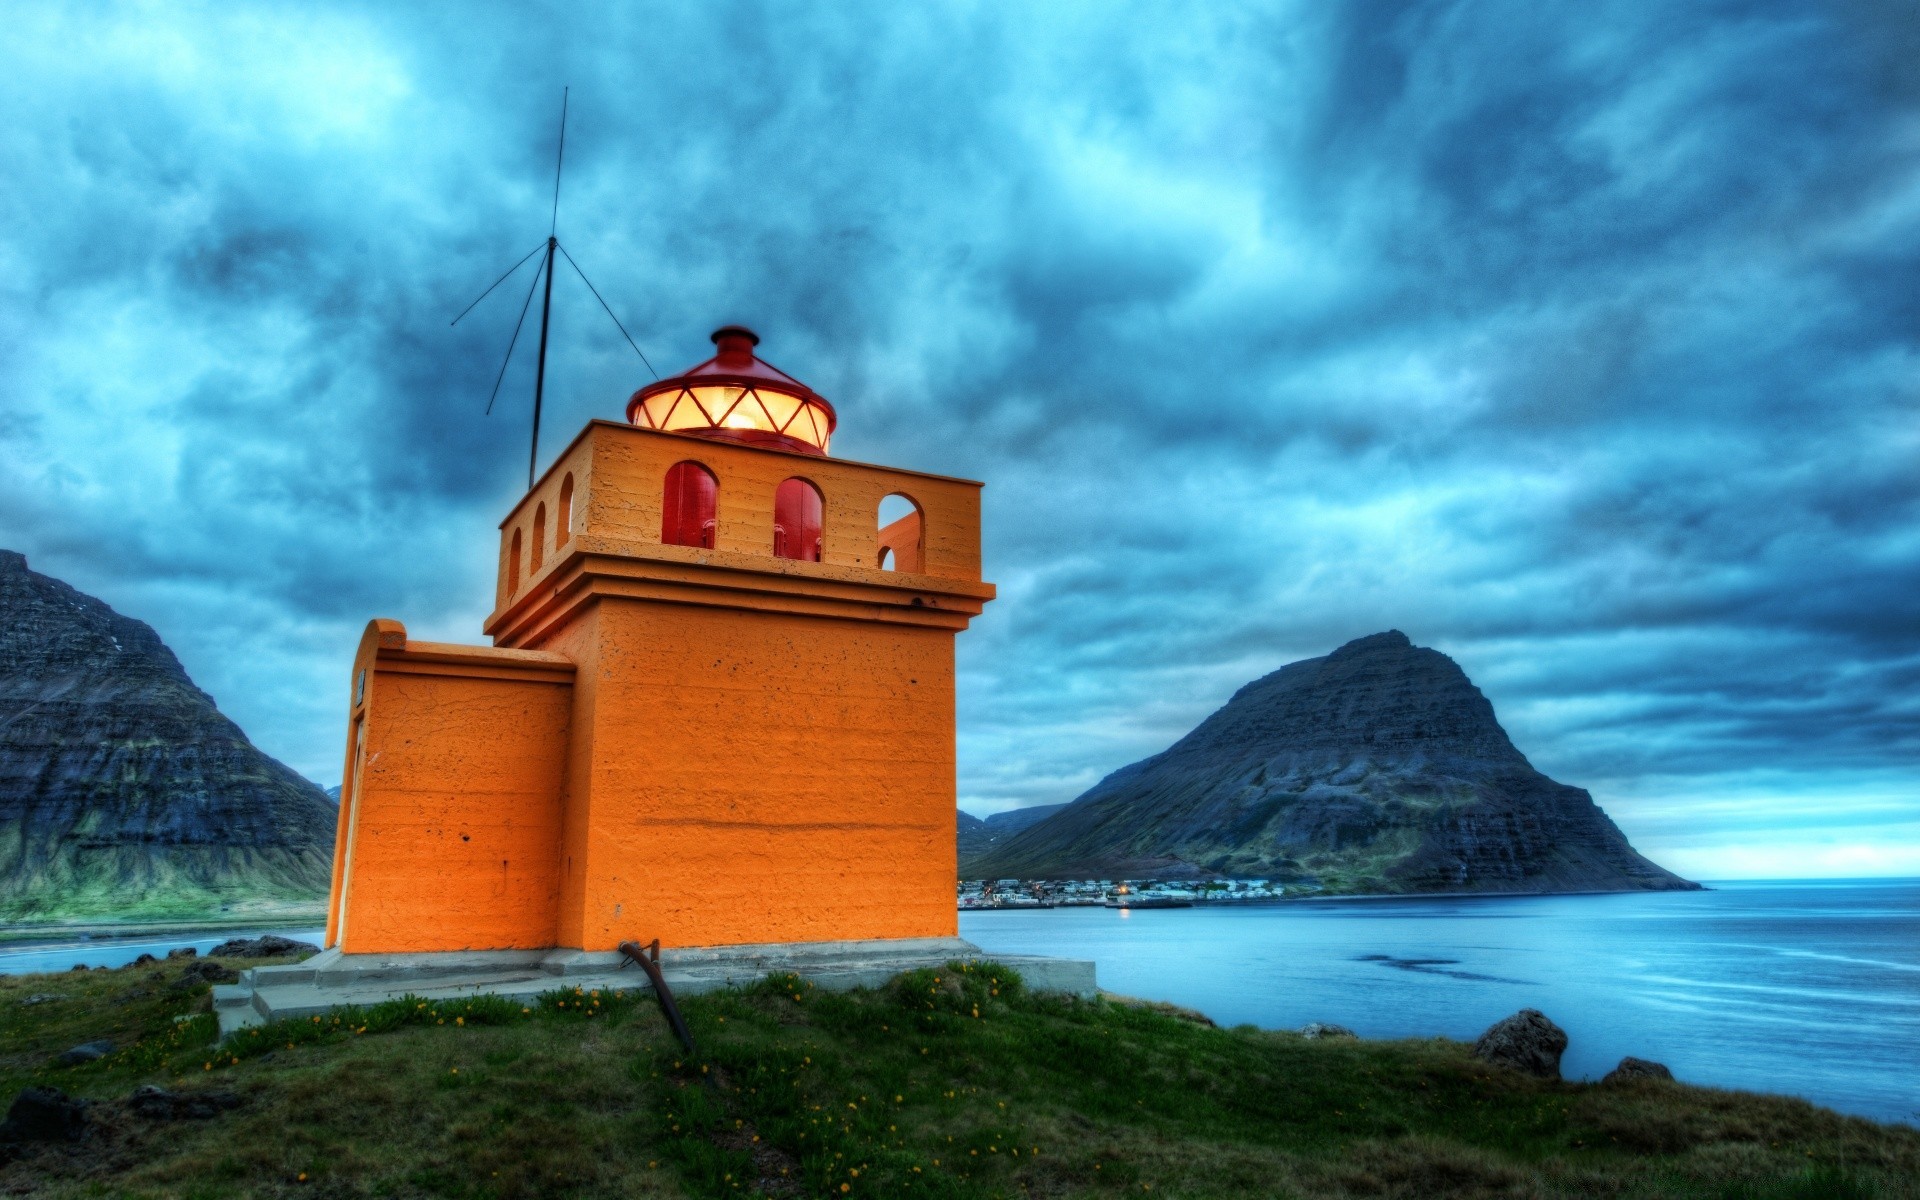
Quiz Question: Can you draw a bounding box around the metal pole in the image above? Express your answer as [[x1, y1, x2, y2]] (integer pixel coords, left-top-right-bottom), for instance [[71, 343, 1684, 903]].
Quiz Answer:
[[529, 237, 556, 489]]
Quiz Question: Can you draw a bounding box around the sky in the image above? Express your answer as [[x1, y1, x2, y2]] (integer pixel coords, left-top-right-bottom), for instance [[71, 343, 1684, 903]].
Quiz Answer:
[[3, 1, 1916, 880]]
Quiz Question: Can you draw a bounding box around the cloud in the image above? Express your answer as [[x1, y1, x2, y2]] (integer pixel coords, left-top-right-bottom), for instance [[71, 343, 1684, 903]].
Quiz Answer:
[[2, 0, 1916, 876]]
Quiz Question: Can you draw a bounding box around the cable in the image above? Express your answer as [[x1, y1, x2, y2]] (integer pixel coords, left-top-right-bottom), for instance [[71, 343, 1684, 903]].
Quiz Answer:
[[485, 244, 549, 415], [558, 241, 659, 379], [449, 241, 545, 327]]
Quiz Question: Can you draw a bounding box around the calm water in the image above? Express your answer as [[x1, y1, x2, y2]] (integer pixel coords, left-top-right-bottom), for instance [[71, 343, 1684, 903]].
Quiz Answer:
[[962, 879, 1920, 1126], [0, 928, 326, 974]]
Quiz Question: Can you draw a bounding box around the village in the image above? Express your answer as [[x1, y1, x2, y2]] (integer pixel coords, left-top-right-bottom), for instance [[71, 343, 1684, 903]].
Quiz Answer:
[[957, 878, 1303, 910]]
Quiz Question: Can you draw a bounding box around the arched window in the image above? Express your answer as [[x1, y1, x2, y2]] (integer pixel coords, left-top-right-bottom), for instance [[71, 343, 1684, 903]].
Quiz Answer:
[[556, 474, 574, 548], [531, 503, 547, 572], [507, 528, 522, 595], [877, 493, 923, 572], [773, 478, 823, 562], [662, 461, 718, 549]]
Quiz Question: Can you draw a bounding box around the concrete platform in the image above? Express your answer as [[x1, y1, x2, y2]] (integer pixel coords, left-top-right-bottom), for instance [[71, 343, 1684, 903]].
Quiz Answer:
[[214, 937, 1095, 1035]]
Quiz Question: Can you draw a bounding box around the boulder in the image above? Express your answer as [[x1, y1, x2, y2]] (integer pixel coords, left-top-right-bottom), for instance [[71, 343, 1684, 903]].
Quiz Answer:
[[54, 1040, 114, 1066], [1602, 1056, 1673, 1084], [1298, 1023, 1358, 1040], [132, 953, 158, 966], [166, 947, 198, 960], [206, 935, 317, 959], [0, 1087, 89, 1142], [1472, 1009, 1568, 1079], [128, 1085, 241, 1120], [19, 994, 64, 1006], [68, 963, 88, 973], [171, 960, 239, 989]]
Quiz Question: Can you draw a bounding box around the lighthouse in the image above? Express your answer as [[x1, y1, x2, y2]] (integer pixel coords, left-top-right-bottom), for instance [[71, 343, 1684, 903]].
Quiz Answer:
[[322, 327, 998, 955]]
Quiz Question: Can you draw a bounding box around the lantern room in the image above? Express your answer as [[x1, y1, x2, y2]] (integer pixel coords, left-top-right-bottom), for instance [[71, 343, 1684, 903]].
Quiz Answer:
[[627, 325, 837, 455], [636, 326, 832, 558]]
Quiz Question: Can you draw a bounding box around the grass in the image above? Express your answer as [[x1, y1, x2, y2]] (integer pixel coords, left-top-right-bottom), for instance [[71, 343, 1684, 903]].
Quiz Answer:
[[1, 956, 1915, 1198]]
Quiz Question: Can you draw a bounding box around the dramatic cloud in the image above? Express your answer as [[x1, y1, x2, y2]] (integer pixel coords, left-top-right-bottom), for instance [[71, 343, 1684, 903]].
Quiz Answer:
[[4, 1, 1916, 877]]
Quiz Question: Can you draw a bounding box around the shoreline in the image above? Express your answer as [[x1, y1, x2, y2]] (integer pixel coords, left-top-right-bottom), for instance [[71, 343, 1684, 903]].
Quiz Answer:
[[0, 910, 327, 947]]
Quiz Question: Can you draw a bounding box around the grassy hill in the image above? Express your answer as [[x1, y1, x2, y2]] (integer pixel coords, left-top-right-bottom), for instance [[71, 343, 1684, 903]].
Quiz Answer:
[[2, 955, 1914, 1198]]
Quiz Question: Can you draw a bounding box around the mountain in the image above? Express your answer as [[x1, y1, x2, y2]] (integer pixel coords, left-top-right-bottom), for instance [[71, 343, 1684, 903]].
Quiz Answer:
[[965, 631, 1695, 894], [957, 810, 992, 860], [0, 550, 337, 924], [956, 805, 1068, 874], [984, 804, 1067, 837]]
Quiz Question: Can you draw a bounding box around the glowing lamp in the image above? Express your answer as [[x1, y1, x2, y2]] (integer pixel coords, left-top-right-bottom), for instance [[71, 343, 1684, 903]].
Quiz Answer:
[[626, 325, 837, 457]]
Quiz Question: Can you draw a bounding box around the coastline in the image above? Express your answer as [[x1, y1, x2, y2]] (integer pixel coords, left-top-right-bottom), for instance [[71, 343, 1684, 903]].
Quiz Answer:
[[0, 906, 328, 947]]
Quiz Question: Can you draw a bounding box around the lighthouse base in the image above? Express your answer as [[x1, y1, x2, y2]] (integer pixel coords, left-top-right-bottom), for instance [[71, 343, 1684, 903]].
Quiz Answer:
[[213, 937, 1097, 1035]]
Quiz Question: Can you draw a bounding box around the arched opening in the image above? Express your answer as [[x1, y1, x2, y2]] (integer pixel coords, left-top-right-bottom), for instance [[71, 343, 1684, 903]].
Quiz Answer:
[[662, 461, 718, 549], [556, 474, 574, 548], [531, 503, 547, 572], [507, 528, 522, 595], [877, 493, 923, 572], [773, 478, 823, 562]]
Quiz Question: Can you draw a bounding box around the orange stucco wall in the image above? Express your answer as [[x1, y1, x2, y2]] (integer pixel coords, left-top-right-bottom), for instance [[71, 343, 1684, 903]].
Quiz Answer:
[[328, 629, 574, 954], [328, 420, 993, 955], [534, 599, 959, 950]]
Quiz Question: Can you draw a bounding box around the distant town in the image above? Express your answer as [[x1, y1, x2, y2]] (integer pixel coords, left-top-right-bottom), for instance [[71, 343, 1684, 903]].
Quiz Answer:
[[958, 878, 1308, 910]]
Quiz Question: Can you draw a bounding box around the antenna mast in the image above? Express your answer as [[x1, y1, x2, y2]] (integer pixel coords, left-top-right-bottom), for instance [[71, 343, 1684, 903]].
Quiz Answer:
[[527, 89, 568, 489], [450, 89, 658, 491]]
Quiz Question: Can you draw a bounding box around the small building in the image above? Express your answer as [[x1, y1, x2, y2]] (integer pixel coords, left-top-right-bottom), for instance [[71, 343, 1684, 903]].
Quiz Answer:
[[324, 327, 998, 955]]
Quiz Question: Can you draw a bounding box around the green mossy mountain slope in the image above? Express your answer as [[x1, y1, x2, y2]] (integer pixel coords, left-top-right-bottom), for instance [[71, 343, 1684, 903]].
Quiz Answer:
[[0, 550, 333, 924]]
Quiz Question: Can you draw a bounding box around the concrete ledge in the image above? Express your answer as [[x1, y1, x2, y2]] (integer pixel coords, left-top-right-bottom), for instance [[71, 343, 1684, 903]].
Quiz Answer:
[[217, 938, 1095, 1035]]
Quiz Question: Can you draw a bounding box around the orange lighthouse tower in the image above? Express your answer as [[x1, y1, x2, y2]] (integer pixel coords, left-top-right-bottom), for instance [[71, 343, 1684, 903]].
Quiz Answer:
[[324, 327, 995, 955]]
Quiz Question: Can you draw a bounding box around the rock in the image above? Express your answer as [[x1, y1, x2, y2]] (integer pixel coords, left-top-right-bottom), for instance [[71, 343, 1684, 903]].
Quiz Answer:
[[206, 935, 317, 959], [1603, 1056, 1673, 1084], [1298, 1022, 1358, 1040], [20, 994, 64, 1006], [0, 550, 335, 924], [166, 947, 198, 959], [54, 1040, 115, 1066], [128, 1084, 241, 1120], [132, 953, 157, 966], [68, 963, 89, 972], [1473, 1009, 1568, 1079], [0, 1087, 89, 1142], [171, 960, 239, 988], [963, 631, 1698, 893]]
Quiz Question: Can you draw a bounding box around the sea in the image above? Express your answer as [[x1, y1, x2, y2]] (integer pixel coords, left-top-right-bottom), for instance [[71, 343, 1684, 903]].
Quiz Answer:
[[3, 879, 1913, 1126], [962, 879, 1920, 1127]]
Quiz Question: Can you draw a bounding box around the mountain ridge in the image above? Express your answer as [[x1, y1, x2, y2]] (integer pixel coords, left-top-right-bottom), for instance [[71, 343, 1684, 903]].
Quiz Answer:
[[0, 550, 336, 923], [964, 631, 1694, 893]]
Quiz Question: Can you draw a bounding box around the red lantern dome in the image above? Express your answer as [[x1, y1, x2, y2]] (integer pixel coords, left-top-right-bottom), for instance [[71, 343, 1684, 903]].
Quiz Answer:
[[626, 326, 837, 456]]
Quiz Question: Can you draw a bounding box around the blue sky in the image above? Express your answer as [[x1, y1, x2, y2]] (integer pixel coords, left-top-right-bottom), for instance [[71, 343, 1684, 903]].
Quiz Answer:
[[3, 2, 1916, 879]]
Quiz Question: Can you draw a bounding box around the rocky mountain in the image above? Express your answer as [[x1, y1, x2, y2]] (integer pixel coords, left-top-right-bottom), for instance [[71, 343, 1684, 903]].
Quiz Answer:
[[957, 810, 992, 860], [965, 631, 1695, 893], [0, 550, 336, 923], [957, 804, 1067, 872], [983, 804, 1067, 837]]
